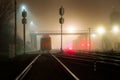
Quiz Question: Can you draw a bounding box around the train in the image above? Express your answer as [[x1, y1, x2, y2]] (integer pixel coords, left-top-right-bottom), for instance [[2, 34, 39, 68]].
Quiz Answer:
[[40, 34, 51, 52]]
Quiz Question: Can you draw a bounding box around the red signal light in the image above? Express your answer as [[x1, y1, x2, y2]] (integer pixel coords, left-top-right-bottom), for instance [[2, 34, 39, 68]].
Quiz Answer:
[[68, 47, 72, 50], [80, 42, 91, 50], [65, 43, 74, 54], [81, 43, 85, 47], [87, 43, 90, 47]]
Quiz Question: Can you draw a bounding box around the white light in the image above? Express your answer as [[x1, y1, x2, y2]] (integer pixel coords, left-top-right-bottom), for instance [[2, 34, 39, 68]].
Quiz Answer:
[[30, 21, 34, 26], [67, 26, 76, 33], [21, 5, 27, 11], [112, 25, 119, 33], [91, 33, 96, 38], [97, 27, 105, 35]]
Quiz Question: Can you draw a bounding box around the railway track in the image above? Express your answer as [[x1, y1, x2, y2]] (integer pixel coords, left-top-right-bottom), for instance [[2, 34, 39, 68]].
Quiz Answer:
[[55, 52, 120, 80], [15, 53, 80, 80], [14, 52, 120, 80], [56, 52, 120, 67]]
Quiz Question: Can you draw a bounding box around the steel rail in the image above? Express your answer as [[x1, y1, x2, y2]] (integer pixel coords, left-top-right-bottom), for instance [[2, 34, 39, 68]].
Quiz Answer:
[[57, 54, 120, 67], [51, 54, 80, 80], [57, 55, 94, 62], [15, 54, 41, 80]]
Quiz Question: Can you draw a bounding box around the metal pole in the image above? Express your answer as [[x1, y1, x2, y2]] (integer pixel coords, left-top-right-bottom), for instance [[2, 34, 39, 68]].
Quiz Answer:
[[22, 10, 27, 54], [59, 6, 64, 53], [14, 0, 17, 56], [23, 24, 26, 54], [61, 24, 63, 52], [88, 28, 91, 52]]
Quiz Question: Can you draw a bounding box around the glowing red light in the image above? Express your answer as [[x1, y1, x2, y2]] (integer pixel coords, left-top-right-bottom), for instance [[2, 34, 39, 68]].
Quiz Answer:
[[65, 43, 74, 54], [87, 43, 90, 47], [80, 42, 91, 50], [68, 47, 72, 50], [81, 44, 85, 47]]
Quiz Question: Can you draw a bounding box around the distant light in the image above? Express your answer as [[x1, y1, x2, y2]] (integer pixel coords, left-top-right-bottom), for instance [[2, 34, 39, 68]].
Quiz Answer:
[[91, 33, 96, 38], [30, 21, 34, 26], [67, 25, 76, 33], [81, 43, 85, 47], [68, 47, 72, 50], [80, 43, 87, 50], [112, 25, 119, 34], [21, 5, 27, 11], [97, 26, 105, 35], [65, 43, 74, 53], [87, 43, 90, 47], [66, 43, 72, 48]]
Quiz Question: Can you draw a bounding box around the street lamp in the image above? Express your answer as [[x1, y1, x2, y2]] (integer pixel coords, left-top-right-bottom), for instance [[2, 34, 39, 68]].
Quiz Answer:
[[30, 21, 34, 26], [20, 4, 28, 12], [97, 26, 106, 51], [59, 6, 64, 52], [112, 25, 119, 34], [91, 33, 96, 38], [14, 0, 17, 56], [97, 27, 106, 35], [88, 28, 91, 52], [67, 26, 76, 33], [22, 6, 26, 11], [22, 9, 27, 54]]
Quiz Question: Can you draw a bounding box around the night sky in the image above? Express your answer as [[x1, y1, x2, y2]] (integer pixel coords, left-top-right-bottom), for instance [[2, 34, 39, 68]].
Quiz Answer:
[[18, 0, 120, 32]]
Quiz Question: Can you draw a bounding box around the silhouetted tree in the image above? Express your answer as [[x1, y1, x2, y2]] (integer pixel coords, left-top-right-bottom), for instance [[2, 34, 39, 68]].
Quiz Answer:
[[0, 0, 18, 57], [0, 0, 32, 56], [0, 0, 14, 55]]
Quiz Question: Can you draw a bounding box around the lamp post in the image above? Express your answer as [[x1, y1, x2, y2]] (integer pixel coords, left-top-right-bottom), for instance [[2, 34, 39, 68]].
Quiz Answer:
[[14, 0, 17, 56], [59, 6, 64, 52], [97, 26, 106, 51], [88, 28, 91, 52], [22, 9, 27, 54]]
